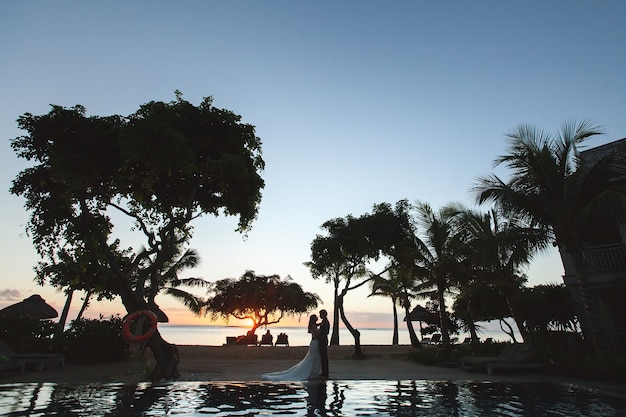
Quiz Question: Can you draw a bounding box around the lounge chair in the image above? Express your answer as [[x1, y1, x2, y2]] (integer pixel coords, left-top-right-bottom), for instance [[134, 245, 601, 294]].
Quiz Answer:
[[235, 333, 258, 346], [0, 340, 65, 371], [428, 334, 442, 345], [462, 343, 544, 374], [461, 343, 520, 368], [0, 358, 25, 374], [275, 333, 289, 346], [259, 333, 273, 346]]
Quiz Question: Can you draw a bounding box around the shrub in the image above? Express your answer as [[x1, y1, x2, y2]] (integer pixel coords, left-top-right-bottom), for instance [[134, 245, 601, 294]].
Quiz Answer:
[[63, 315, 129, 362], [551, 349, 626, 383], [409, 346, 441, 365], [409, 342, 513, 366], [0, 316, 57, 353]]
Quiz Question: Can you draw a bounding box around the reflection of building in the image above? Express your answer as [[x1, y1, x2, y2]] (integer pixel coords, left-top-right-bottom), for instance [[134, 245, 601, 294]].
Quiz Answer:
[[559, 138, 626, 351]]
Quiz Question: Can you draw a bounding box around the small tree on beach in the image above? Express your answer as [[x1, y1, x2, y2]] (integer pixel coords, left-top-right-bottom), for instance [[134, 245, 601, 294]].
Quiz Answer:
[[204, 271, 321, 333]]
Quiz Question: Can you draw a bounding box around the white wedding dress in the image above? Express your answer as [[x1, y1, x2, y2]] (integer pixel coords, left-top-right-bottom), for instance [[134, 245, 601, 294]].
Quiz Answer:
[[261, 339, 321, 381]]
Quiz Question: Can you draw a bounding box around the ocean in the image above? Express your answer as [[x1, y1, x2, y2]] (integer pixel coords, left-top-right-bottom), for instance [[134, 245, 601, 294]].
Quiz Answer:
[[157, 324, 509, 346]]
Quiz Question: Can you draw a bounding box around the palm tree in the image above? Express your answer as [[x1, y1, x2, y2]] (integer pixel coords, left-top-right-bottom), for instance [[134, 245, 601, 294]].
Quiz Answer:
[[474, 120, 626, 352], [370, 264, 422, 346], [412, 202, 466, 349], [145, 248, 209, 322], [452, 205, 551, 342], [369, 270, 402, 345], [157, 249, 208, 316]]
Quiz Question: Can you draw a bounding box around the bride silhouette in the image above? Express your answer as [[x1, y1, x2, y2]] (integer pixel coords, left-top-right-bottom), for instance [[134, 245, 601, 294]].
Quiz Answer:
[[261, 315, 321, 381]]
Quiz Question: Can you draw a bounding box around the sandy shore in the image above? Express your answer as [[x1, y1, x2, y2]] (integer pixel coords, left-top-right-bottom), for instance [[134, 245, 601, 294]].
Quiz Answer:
[[0, 344, 623, 396]]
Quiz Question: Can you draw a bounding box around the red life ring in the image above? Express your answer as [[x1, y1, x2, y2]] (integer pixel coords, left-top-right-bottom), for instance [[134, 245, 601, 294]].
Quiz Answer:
[[122, 310, 158, 343]]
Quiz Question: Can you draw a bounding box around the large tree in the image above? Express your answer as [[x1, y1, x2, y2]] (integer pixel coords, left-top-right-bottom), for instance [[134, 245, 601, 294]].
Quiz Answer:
[[10, 93, 265, 379], [307, 201, 417, 354], [474, 120, 626, 353], [204, 270, 321, 334], [306, 215, 372, 352]]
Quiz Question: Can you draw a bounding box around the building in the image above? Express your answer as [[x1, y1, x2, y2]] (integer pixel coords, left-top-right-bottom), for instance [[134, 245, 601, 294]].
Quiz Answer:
[[559, 137, 626, 352]]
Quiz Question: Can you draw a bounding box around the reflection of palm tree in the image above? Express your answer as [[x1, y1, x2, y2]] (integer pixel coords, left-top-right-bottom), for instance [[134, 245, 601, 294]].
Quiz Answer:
[[474, 120, 626, 352]]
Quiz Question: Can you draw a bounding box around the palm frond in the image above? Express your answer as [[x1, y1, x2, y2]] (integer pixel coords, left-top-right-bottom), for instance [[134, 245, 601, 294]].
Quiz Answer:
[[162, 287, 205, 314]]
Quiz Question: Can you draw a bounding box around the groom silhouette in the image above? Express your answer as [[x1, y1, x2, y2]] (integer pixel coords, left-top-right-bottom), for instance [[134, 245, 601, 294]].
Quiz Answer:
[[318, 309, 330, 378]]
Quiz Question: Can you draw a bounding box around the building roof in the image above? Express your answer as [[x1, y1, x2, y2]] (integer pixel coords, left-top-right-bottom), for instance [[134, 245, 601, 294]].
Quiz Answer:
[[580, 137, 626, 166]]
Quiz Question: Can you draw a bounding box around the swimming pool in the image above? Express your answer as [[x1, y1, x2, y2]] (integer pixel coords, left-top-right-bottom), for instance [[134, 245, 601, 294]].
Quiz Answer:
[[1, 380, 625, 416]]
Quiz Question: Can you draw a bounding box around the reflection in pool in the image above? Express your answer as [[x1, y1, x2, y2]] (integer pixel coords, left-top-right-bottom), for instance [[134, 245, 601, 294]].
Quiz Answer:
[[1, 380, 625, 416]]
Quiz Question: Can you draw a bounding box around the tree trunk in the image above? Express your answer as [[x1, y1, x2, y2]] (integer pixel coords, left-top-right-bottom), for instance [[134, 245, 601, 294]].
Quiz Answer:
[[330, 282, 340, 346], [501, 286, 527, 342], [391, 300, 398, 345], [117, 283, 181, 380], [54, 289, 73, 343], [402, 299, 421, 347], [338, 304, 362, 357], [499, 319, 518, 343], [436, 281, 451, 348], [75, 290, 91, 321], [569, 251, 604, 353], [87, 208, 180, 380], [146, 330, 180, 381]]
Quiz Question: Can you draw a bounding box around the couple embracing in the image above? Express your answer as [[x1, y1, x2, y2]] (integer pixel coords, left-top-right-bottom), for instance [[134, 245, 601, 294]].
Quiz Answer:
[[262, 309, 330, 381]]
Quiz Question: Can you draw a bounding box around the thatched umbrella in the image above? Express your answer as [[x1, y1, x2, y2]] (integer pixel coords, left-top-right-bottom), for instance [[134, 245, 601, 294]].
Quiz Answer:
[[404, 305, 439, 339], [0, 294, 58, 319], [404, 305, 438, 322]]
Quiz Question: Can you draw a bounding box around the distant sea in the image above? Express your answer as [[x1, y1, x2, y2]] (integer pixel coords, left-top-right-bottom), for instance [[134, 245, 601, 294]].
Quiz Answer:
[[157, 324, 509, 346]]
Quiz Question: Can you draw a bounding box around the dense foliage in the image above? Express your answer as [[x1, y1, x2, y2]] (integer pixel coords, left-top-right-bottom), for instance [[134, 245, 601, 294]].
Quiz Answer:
[[0, 316, 57, 354], [10, 93, 265, 379], [63, 316, 129, 362]]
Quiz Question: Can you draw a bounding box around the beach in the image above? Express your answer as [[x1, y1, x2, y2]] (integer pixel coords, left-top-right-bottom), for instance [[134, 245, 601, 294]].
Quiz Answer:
[[1, 344, 619, 394]]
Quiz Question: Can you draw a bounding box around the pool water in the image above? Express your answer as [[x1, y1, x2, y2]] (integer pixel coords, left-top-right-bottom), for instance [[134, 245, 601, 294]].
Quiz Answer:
[[1, 380, 625, 416]]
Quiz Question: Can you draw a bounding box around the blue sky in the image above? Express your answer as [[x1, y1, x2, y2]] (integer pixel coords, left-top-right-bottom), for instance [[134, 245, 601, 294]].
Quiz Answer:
[[1, 1, 625, 328]]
